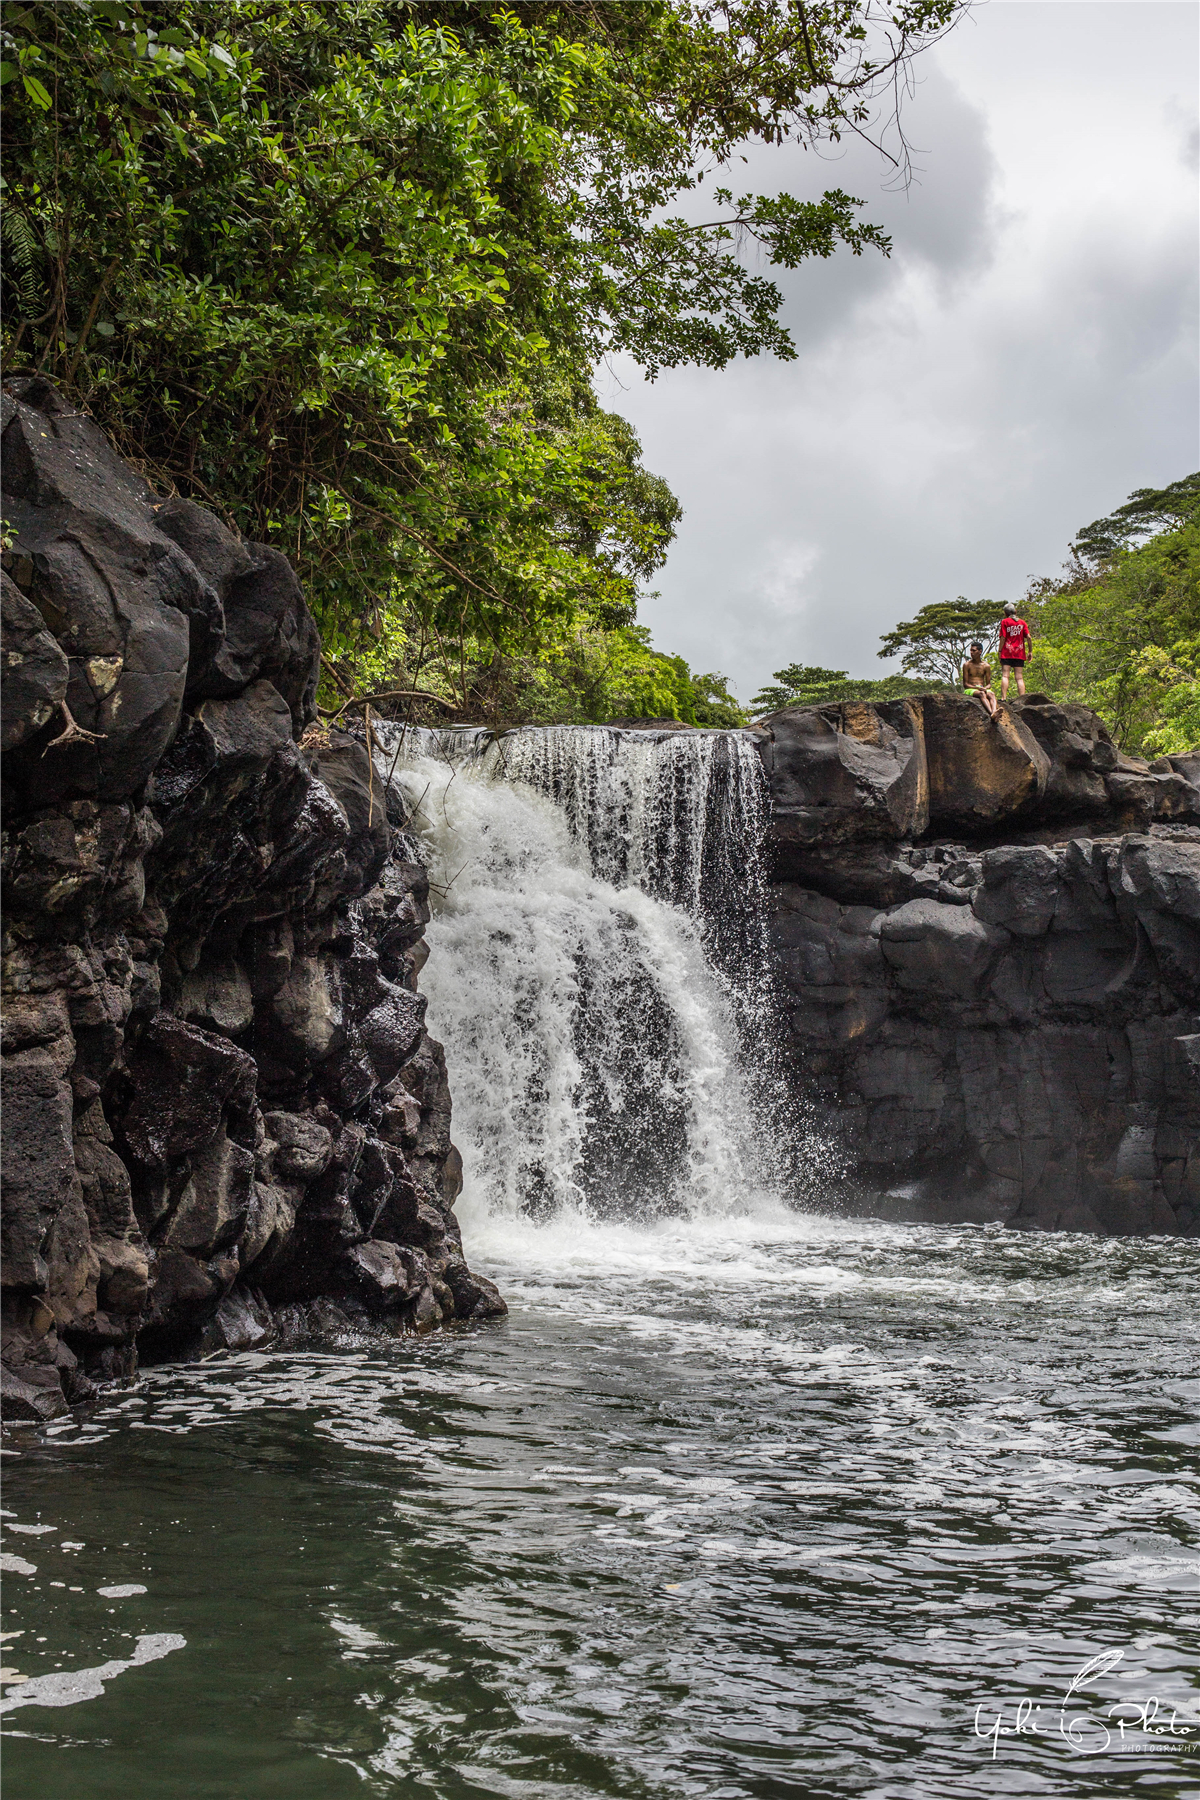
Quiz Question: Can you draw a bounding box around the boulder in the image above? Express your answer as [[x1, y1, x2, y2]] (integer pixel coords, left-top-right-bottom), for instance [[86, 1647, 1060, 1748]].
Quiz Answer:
[[238, 1182, 297, 1272], [1151, 750, 1200, 792], [761, 841, 924, 908], [157, 1127, 255, 1259], [442, 1258, 508, 1321], [1010, 697, 1116, 817], [1111, 837, 1200, 1000], [148, 680, 296, 812], [920, 693, 1050, 831], [301, 730, 391, 899], [357, 989, 426, 1087], [178, 959, 255, 1036], [93, 1236, 151, 1317], [879, 898, 1010, 995], [973, 845, 1062, 937], [121, 1015, 256, 1171], [154, 498, 319, 727], [342, 1239, 426, 1313], [0, 1359, 71, 1422], [139, 1248, 237, 1353], [1105, 768, 1200, 831], [759, 700, 927, 875], [260, 955, 346, 1071], [262, 1111, 335, 1184], [0, 1052, 78, 1291], [198, 1286, 277, 1354], [1, 383, 192, 804], [2, 801, 156, 922]]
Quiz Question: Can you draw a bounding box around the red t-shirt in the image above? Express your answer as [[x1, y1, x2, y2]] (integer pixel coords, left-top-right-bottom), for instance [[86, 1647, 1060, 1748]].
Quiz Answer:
[[998, 616, 1031, 660]]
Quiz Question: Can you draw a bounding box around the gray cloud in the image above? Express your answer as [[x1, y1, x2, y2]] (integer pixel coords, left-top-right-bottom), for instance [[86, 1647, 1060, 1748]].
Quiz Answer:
[[599, 1, 1199, 699]]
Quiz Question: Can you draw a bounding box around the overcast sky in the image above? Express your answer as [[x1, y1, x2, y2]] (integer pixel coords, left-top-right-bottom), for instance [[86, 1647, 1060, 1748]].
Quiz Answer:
[[597, 0, 1199, 702]]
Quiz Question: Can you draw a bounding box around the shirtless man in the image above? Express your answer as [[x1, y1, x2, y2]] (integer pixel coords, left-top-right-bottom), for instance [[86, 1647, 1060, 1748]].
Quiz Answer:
[[997, 604, 1032, 699], [961, 642, 998, 717]]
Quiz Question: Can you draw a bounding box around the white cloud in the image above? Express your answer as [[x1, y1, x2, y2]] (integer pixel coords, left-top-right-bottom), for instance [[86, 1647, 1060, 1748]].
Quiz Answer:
[[598, 0, 1199, 697]]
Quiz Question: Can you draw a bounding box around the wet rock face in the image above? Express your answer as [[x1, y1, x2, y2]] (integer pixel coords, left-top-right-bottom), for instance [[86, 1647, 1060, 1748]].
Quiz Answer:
[[758, 697, 1200, 1236], [1, 385, 502, 1420]]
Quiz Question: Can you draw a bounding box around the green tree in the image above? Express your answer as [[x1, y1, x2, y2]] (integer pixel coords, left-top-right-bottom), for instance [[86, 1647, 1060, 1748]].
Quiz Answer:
[[749, 662, 937, 713], [875, 598, 1006, 686], [1027, 488, 1200, 752], [1, 0, 967, 717], [689, 670, 748, 727], [461, 627, 747, 727], [1071, 472, 1200, 565]]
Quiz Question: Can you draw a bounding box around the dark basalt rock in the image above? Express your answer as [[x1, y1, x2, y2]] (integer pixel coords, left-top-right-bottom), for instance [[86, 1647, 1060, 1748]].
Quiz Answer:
[[759, 700, 927, 873], [1, 571, 70, 752], [1, 384, 503, 1420], [758, 695, 1200, 1235], [1, 380, 192, 805], [152, 497, 320, 724]]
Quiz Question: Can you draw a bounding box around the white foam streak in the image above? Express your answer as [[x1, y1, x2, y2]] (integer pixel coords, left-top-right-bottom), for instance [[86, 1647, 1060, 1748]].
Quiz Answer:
[[375, 724, 799, 1234]]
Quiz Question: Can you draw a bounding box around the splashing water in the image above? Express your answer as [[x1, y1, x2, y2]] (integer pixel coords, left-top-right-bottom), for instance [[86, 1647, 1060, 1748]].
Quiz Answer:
[[372, 724, 809, 1228]]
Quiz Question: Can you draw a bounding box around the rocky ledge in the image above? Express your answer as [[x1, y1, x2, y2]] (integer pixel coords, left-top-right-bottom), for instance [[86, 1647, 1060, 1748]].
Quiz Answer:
[[757, 696, 1200, 1234], [1, 380, 503, 1423]]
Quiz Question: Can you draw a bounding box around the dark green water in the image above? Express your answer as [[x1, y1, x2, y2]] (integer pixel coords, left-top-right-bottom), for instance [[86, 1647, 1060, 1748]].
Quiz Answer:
[[3, 1215, 1198, 1799]]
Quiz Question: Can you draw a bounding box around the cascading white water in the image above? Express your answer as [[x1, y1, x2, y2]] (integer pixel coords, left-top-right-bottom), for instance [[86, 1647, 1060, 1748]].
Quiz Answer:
[[372, 723, 809, 1229]]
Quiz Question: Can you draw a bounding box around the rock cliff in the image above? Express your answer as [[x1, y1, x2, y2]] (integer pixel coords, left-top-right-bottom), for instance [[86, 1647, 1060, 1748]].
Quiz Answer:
[[757, 696, 1200, 1234], [1, 380, 503, 1422]]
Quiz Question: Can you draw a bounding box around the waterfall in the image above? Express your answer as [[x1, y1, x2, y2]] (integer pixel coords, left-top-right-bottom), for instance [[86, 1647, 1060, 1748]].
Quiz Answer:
[[372, 724, 811, 1227]]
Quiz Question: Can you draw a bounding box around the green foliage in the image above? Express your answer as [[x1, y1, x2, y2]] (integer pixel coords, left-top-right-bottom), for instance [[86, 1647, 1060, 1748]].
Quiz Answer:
[[749, 662, 938, 713], [1026, 492, 1200, 753], [364, 621, 746, 728], [1071, 473, 1200, 565], [875, 598, 1007, 687], [1, 0, 965, 718], [688, 670, 749, 728], [1137, 639, 1200, 759]]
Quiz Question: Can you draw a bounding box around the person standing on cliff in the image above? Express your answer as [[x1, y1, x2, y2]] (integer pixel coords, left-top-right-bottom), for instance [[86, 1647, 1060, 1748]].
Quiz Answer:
[[997, 604, 1032, 699], [961, 643, 998, 717]]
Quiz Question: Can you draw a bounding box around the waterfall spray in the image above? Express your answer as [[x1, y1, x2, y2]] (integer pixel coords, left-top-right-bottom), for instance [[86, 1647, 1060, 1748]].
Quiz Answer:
[[372, 724, 818, 1228]]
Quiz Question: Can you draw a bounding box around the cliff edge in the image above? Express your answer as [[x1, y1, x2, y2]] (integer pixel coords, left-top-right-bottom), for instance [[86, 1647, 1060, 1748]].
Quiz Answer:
[[757, 696, 1200, 1234], [1, 381, 503, 1423]]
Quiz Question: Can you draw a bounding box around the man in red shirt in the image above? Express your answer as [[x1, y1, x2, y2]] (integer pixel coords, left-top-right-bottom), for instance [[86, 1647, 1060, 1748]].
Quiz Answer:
[[997, 605, 1032, 699]]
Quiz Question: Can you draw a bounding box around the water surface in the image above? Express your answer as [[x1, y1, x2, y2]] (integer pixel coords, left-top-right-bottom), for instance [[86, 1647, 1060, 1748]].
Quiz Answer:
[[4, 1214, 1198, 1799]]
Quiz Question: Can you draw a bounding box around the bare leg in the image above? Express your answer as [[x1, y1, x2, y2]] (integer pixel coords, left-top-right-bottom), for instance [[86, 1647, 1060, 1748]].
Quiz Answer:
[[982, 688, 998, 717], [1000, 667, 1010, 701], [1016, 669, 1026, 695]]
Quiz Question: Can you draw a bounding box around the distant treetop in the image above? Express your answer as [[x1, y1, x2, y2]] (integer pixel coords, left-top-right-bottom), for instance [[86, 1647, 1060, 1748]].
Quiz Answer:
[[1072, 473, 1200, 566]]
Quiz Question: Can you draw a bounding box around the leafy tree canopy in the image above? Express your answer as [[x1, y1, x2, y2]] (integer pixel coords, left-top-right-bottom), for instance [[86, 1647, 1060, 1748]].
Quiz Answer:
[[1, 0, 965, 722], [1071, 472, 1200, 567], [749, 662, 936, 713], [874, 598, 1006, 686]]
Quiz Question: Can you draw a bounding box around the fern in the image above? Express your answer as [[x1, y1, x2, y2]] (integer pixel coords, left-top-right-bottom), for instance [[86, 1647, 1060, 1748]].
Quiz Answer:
[[1, 207, 44, 319]]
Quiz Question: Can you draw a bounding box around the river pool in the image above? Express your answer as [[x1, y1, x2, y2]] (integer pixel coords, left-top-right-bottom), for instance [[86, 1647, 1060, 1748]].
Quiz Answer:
[[3, 1212, 1197, 1799]]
